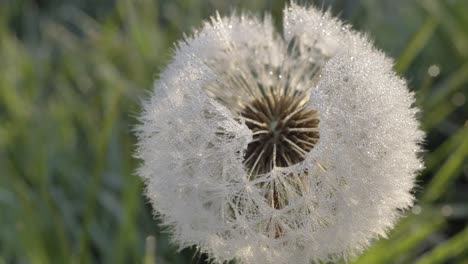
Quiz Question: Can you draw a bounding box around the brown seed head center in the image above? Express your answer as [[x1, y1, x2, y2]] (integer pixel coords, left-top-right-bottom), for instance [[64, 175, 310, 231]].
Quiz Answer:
[[241, 94, 320, 175]]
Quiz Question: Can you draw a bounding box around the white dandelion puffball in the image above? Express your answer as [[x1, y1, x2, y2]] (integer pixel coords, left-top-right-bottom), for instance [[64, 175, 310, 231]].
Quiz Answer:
[[136, 3, 423, 264]]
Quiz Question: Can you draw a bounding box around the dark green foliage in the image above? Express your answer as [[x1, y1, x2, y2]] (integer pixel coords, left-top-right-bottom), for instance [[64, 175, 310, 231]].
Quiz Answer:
[[0, 0, 467, 263]]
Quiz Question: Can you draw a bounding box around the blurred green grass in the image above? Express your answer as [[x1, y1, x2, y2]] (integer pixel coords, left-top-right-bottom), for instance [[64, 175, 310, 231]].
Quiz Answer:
[[0, 0, 467, 263]]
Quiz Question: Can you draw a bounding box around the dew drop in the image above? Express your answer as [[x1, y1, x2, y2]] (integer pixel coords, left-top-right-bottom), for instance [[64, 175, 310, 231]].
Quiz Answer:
[[451, 92, 465, 107], [428, 64, 440, 77], [412, 205, 421, 215], [441, 205, 453, 217]]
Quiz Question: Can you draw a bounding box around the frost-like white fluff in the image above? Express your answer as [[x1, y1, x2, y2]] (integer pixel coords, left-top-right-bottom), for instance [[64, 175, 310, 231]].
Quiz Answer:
[[135, 3, 424, 264]]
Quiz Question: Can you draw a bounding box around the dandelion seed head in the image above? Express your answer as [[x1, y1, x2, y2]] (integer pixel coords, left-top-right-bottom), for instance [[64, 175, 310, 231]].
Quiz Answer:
[[136, 3, 424, 264]]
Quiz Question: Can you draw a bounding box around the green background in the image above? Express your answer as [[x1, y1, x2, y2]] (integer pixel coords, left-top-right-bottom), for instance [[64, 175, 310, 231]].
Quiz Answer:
[[1, 0, 467, 263]]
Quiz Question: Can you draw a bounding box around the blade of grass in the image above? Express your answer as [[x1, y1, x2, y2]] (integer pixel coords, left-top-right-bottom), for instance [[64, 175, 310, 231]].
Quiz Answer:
[[144, 236, 157, 264], [425, 125, 468, 172], [74, 82, 123, 264], [417, 0, 468, 58], [422, 102, 457, 131], [8, 173, 49, 264], [415, 227, 468, 264], [394, 16, 438, 74], [353, 212, 444, 263], [422, 130, 468, 203], [426, 62, 468, 110], [109, 132, 141, 264]]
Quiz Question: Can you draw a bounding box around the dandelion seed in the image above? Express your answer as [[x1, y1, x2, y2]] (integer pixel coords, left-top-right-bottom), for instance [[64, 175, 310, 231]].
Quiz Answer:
[[135, 3, 424, 264]]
